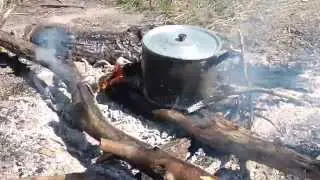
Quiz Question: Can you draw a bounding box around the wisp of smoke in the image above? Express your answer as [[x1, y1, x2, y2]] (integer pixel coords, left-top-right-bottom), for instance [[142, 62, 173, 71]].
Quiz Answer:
[[32, 25, 76, 86]]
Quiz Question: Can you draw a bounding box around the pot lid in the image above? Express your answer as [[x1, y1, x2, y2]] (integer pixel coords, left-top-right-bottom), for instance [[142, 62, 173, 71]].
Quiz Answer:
[[142, 25, 222, 60]]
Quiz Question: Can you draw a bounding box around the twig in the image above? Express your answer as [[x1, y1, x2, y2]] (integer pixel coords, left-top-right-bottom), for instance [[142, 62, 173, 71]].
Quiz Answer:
[[254, 112, 283, 135], [40, 4, 85, 9], [79, 58, 89, 73], [235, 87, 306, 105], [9, 13, 30, 15], [186, 85, 305, 114], [238, 29, 254, 128]]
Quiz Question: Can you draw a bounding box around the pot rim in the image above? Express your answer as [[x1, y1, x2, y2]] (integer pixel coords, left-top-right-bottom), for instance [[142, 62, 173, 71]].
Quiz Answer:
[[142, 25, 223, 61]]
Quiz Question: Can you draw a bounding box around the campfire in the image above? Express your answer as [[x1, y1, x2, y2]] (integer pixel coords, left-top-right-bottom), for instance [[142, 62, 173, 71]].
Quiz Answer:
[[0, 21, 319, 180]]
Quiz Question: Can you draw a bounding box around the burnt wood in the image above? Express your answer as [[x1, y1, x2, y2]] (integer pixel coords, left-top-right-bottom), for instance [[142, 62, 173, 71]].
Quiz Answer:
[[23, 23, 157, 64], [100, 138, 217, 180], [153, 109, 320, 180]]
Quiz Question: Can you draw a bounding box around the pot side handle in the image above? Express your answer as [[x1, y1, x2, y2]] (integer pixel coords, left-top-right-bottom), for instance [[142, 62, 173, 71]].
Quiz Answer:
[[203, 49, 240, 71], [216, 49, 240, 65], [203, 32, 241, 70]]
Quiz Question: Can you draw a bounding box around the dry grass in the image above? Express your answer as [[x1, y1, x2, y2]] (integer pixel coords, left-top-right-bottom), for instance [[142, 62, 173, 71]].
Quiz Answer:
[[118, 0, 320, 67], [117, 0, 238, 25]]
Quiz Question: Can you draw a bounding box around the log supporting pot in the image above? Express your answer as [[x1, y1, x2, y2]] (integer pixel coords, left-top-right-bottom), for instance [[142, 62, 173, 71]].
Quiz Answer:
[[141, 25, 238, 110]]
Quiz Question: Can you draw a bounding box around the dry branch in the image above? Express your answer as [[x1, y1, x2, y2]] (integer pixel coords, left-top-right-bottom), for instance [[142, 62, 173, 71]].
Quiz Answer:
[[0, 29, 214, 179], [152, 109, 320, 179], [40, 4, 85, 9], [100, 138, 217, 180]]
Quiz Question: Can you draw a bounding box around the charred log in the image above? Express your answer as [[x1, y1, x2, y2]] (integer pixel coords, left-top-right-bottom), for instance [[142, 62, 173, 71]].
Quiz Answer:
[[100, 138, 217, 180], [153, 109, 320, 180], [23, 23, 157, 64]]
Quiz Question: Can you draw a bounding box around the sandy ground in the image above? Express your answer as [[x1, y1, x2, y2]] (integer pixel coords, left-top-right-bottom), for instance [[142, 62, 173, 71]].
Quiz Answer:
[[0, 0, 320, 180]]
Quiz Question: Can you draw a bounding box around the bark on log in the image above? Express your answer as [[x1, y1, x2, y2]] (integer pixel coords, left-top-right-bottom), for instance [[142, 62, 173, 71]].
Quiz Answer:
[[23, 23, 157, 64], [0, 30, 214, 179], [100, 138, 217, 180], [152, 109, 320, 180]]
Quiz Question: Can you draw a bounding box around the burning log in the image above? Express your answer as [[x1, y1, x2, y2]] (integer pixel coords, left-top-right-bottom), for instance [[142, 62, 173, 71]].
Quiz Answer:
[[100, 138, 217, 180], [152, 109, 320, 180], [0, 30, 215, 179]]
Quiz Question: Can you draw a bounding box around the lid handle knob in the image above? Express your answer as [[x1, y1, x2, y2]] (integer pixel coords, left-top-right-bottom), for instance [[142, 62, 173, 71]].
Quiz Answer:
[[175, 33, 187, 42]]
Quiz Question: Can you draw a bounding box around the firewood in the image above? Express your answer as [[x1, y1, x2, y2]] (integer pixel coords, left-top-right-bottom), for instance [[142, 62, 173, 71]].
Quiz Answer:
[[0, 29, 215, 179], [23, 23, 157, 65], [152, 109, 320, 180], [100, 138, 217, 180], [40, 4, 85, 9]]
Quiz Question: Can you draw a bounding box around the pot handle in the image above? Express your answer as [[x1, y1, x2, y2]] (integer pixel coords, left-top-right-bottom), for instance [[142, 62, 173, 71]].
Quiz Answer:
[[203, 49, 240, 71], [203, 32, 241, 70], [216, 50, 240, 64]]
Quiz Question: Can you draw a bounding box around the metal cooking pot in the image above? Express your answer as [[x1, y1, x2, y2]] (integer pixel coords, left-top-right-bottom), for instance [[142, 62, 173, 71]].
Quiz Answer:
[[141, 25, 238, 110]]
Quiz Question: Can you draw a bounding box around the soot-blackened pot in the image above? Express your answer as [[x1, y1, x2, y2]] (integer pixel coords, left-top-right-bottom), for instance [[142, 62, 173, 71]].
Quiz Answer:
[[141, 25, 237, 110]]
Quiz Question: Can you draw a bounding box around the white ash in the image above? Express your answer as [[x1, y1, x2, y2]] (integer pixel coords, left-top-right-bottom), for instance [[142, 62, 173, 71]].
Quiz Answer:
[[0, 63, 138, 179], [98, 102, 174, 147], [0, 92, 85, 178], [16, 62, 173, 177], [68, 60, 175, 147]]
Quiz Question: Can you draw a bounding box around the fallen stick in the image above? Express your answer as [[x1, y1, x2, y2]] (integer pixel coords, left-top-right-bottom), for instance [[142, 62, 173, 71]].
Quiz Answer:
[[0, 29, 214, 179], [236, 87, 306, 105], [186, 86, 306, 113], [40, 4, 85, 9], [100, 138, 217, 180], [238, 29, 254, 128], [152, 109, 320, 179]]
